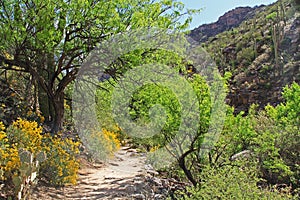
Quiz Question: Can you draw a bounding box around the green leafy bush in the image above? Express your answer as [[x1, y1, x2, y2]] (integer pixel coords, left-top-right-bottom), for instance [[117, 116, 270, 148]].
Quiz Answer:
[[175, 83, 300, 199], [263, 82, 300, 189], [176, 163, 293, 200]]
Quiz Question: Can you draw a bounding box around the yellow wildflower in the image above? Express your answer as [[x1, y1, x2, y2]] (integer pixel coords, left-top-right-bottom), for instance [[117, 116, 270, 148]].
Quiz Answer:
[[0, 121, 5, 131]]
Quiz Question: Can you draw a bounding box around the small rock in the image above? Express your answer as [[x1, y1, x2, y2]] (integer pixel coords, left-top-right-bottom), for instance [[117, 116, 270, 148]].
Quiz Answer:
[[145, 165, 159, 175], [161, 179, 169, 187], [124, 185, 136, 193], [109, 162, 119, 166], [133, 176, 143, 181], [152, 177, 162, 186], [160, 188, 169, 195], [154, 194, 165, 200], [131, 193, 146, 199], [127, 149, 138, 153], [147, 170, 159, 176]]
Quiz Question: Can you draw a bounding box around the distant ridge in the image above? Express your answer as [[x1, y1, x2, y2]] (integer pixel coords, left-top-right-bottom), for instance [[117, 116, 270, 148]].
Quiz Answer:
[[189, 5, 266, 43]]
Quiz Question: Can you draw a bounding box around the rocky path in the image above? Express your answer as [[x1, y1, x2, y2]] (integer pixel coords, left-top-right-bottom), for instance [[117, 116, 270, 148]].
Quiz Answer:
[[31, 146, 172, 200]]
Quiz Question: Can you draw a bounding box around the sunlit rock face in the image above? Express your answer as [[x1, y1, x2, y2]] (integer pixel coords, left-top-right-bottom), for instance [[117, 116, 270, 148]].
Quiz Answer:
[[189, 6, 265, 43]]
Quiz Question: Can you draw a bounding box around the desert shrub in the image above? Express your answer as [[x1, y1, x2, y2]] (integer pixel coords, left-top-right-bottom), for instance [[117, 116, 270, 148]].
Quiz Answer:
[[0, 119, 46, 199], [236, 47, 256, 66], [1, 119, 44, 180], [176, 82, 300, 199], [252, 112, 294, 186], [263, 82, 300, 190], [216, 83, 300, 195], [102, 128, 121, 153], [176, 163, 293, 200], [81, 128, 121, 161], [0, 70, 42, 127], [40, 134, 80, 186], [0, 121, 20, 181], [208, 105, 256, 167], [215, 82, 299, 191], [6, 118, 43, 153], [0, 118, 80, 198]]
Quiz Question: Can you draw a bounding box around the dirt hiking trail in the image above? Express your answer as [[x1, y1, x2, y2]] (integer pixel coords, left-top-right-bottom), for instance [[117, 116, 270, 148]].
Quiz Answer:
[[31, 146, 171, 200]]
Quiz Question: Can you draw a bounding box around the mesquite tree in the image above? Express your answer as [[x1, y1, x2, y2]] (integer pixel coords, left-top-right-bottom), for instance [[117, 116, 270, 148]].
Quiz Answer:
[[0, 0, 195, 133]]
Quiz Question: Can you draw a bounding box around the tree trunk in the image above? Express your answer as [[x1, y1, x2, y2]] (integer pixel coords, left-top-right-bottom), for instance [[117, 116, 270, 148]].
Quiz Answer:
[[51, 92, 65, 134], [37, 52, 65, 134], [38, 88, 65, 134], [38, 84, 54, 123]]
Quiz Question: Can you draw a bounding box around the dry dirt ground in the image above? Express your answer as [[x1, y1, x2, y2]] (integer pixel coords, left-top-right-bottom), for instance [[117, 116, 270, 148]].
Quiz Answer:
[[31, 146, 151, 200]]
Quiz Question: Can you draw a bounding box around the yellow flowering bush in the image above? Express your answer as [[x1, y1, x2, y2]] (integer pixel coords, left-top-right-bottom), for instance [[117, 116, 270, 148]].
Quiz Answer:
[[0, 121, 20, 180], [41, 134, 80, 185], [85, 128, 121, 161], [6, 118, 43, 153], [102, 128, 121, 153], [0, 118, 80, 197]]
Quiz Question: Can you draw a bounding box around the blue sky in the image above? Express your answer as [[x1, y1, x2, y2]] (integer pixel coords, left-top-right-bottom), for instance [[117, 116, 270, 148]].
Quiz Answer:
[[180, 0, 278, 29]]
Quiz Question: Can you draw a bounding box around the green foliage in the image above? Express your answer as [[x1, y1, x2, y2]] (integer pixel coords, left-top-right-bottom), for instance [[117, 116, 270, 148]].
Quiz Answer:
[[263, 82, 300, 188], [252, 112, 294, 185], [212, 105, 256, 164], [95, 48, 196, 148], [266, 12, 278, 21], [176, 163, 293, 200], [267, 82, 300, 126], [0, 0, 198, 132], [129, 84, 181, 144], [96, 80, 128, 145], [179, 83, 299, 198], [121, 72, 211, 152], [230, 83, 298, 191]]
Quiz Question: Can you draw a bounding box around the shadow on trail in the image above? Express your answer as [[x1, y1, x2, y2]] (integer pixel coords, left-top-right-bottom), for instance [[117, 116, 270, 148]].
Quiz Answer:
[[31, 146, 154, 200]]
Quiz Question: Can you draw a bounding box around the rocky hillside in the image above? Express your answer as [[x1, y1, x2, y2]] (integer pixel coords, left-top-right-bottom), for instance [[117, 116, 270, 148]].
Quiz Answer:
[[189, 0, 300, 114], [189, 5, 266, 43]]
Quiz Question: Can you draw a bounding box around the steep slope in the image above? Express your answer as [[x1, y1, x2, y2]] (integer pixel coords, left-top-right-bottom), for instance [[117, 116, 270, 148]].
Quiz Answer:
[[189, 5, 266, 43], [189, 0, 300, 114]]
